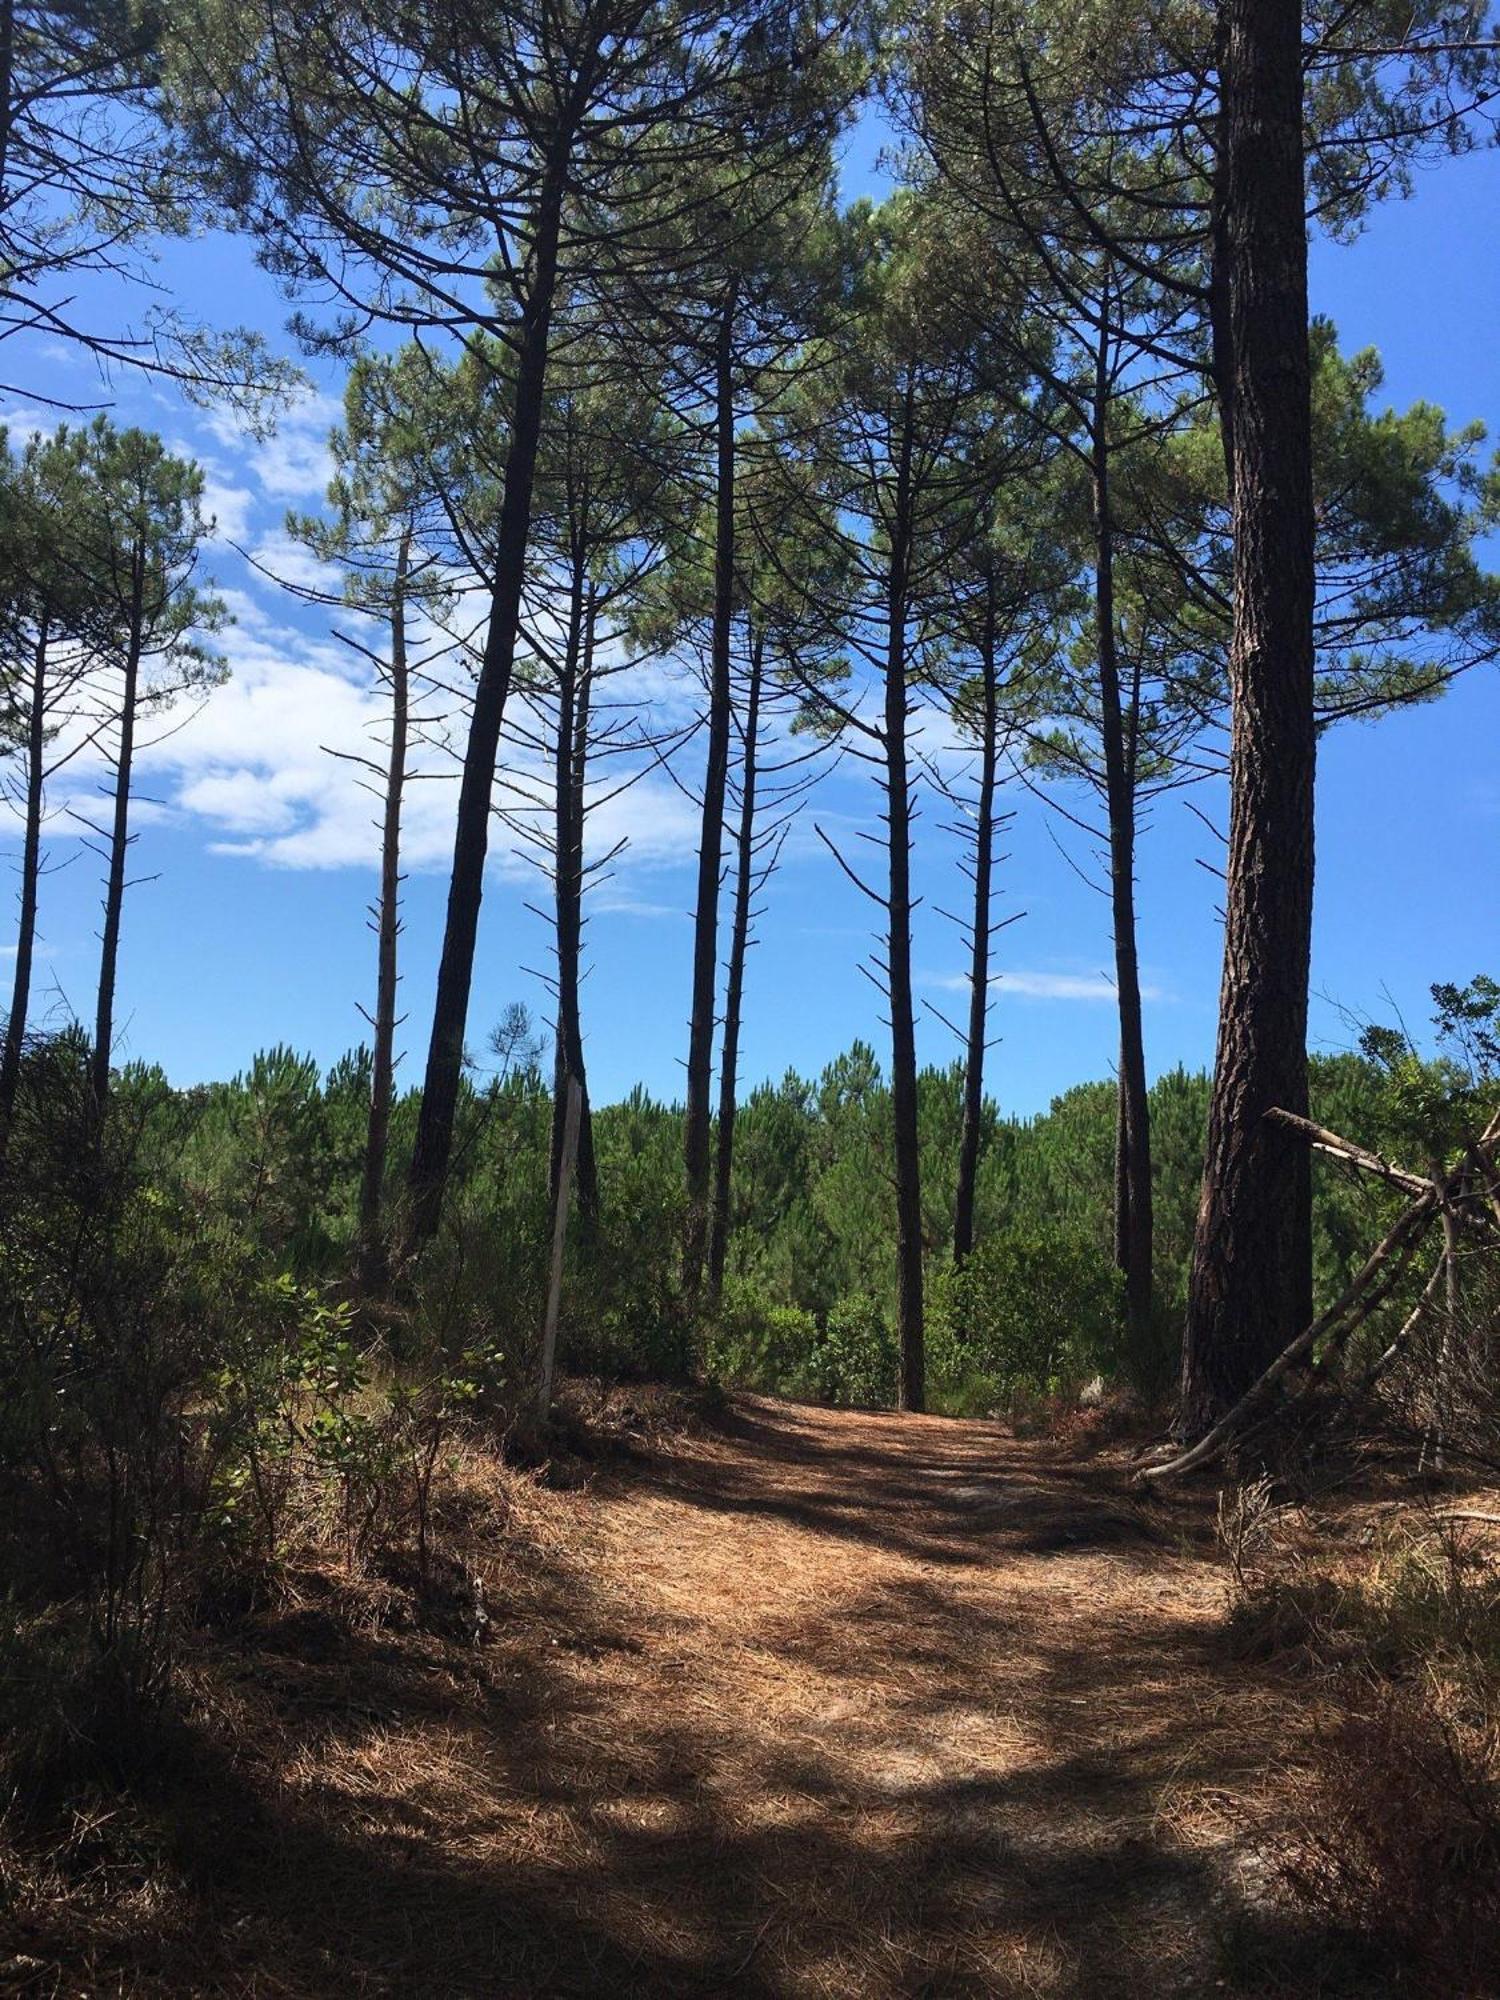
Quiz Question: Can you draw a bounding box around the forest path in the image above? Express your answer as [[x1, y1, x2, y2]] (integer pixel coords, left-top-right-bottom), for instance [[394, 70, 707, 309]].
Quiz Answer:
[[30, 1397, 1313, 1998], [519, 1395, 1286, 1999]]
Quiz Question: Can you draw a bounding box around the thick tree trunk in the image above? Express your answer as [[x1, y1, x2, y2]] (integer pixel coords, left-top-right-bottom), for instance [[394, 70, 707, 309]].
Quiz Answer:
[[953, 581, 998, 1267], [681, 284, 737, 1306], [887, 382, 924, 1412], [550, 578, 598, 1231], [706, 625, 765, 1309], [1181, 0, 1316, 1436], [0, 609, 50, 1150], [357, 528, 411, 1291], [90, 565, 144, 1113], [405, 168, 566, 1241], [1091, 345, 1154, 1341], [1208, 7, 1238, 488]]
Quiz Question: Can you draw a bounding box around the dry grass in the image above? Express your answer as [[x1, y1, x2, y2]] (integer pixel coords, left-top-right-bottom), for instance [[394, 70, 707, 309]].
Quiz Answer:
[[0, 1394, 1427, 1997], [1213, 1491, 1500, 1997]]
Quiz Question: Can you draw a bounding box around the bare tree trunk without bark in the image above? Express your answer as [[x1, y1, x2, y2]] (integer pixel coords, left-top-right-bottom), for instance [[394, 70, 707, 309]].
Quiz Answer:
[[953, 581, 999, 1267], [887, 381, 924, 1412], [551, 580, 598, 1231], [0, 607, 51, 1153], [1091, 313, 1154, 1344], [90, 559, 144, 1113], [0, 0, 15, 261]]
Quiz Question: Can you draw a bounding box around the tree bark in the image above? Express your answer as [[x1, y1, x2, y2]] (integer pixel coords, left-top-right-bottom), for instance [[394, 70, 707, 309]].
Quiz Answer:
[[356, 527, 411, 1290], [550, 577, 598, 1231], [953, 577, 998, 1267], [1180, 0, 1316, 1436], [0, 0, 15, 200], [405, 163, 567, 1242], [1090, 321, 1154, 1343], [0, 606, 51, 1151], [89, 557, 145, 1113], [681, 282, 738, 1306], [887, 378, 924, 1412], [706, 624, 765, 1308]]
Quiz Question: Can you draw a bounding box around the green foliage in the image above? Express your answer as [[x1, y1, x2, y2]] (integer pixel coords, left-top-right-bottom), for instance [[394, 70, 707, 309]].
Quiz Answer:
[[939, 1231, 1124, 1407], [704, 1282, 896, 1409], [705, 1278, 821, 1399], [1357, 974, 1500, 1163], [0, 1033, 514, 1730], [181, 1044, 362, 1273], [1, 988, 1488, 1745], [0, 1040, 248, 1708], [818, 1293, 898, 1408], [9, 1012, 1467, 1437]]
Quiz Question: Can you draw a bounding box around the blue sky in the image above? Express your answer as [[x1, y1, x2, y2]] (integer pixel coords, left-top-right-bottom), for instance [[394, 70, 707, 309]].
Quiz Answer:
[[4, 114, 1497, 1119]]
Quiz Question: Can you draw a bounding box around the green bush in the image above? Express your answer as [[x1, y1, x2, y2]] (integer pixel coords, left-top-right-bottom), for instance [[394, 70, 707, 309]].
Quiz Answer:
[[818, 1292, 897, 1408], [0, 1044, 239, 1711], [940, 1231, 1124, 1405], [704, 1278, 819, 1397], [925, 1269, 1003, 1416]]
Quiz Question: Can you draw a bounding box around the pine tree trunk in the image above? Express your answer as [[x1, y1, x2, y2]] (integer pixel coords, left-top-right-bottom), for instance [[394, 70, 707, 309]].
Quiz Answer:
[[1091, 348, 1154, 1343], [681, 284, 737, 1306], [887, 381, 924, 1413], [0, 607, 50, 1151], [357, 528, 411, 1291], [571, 607, 598, 1222], [551, 578, 598, 1231], [706, 625, 765, 1309], [953, 579, 998, 1267], [90, 564, 144, 1114], [1181, 0, 1316, 1436], [0, 0, 15, 202], [405, 167, 567, 1242]]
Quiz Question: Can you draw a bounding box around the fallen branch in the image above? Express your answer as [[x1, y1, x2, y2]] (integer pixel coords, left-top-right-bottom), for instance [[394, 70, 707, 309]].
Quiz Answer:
[[1349, 1251, 1448, 1396], [1136, 1190, 1438, 1488], [1464, 1135, 1500, 1229], [1263, 1107, 1431, 1197]]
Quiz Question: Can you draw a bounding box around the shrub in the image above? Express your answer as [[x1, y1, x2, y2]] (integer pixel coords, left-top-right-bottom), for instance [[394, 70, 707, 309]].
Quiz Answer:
[[818, 1292, 897, 1408], [925, 1269, 1004, 1416], [941, 1230, 1124, 1405], [705, 1279, 820, 1398], [0, 1038, 510, 1763]]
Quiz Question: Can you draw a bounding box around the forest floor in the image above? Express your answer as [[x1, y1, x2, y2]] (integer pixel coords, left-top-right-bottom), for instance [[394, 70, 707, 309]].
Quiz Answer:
[[4, 1393, 1375, 1998]]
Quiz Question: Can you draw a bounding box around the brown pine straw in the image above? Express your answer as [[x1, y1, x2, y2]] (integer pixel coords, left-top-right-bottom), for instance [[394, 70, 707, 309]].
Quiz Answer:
[[7, 1391, 1490, 1998]]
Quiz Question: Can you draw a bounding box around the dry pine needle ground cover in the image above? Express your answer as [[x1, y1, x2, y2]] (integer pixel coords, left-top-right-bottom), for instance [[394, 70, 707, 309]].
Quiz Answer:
[[0, 1393, 1429, 1997]]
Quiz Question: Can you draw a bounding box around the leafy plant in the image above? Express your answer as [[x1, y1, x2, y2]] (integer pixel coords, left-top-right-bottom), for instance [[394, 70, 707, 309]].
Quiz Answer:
[[942, 1230, 1124, 1403]]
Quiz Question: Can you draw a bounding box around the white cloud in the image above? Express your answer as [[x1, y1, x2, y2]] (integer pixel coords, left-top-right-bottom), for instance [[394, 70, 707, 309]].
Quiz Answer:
[[146, 630, 459, 871], [0, 402, 59, 444], [74, 569, 706, 885], [203, 387, 342, 504], [593, 893, 686, 919], [197, 474, 257, 547], [245, 527, 348, 606], [922, 967, 1168, 1003]]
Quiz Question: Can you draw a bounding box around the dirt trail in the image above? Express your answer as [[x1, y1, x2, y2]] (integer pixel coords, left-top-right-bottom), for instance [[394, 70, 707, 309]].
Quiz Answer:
[[17, 1398, 1316, 1998], [531, 1398, 1286, 1998]]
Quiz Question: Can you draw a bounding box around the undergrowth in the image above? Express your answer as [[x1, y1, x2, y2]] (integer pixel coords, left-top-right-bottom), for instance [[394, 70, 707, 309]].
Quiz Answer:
[[1219, 1490, 1500, 1998]]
